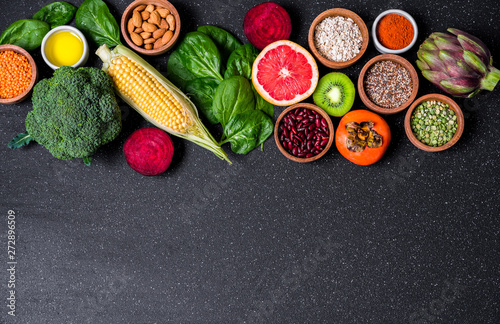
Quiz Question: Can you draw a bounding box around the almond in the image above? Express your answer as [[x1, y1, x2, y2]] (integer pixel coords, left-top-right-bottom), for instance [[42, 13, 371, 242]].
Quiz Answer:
[[141, 10, 150, 20], [142, 22, 157, 33], [127, 19, 135, 34], [159, 18, 169, 30], [157, 8, 170, 18], [153, 38, 163, 49], [134, 4, 146, 12], [152, 28, 166, 39], [140, 32, 152, 39], [134, 27, 143, 33], [144, 38, 156, 44], [145, 4, 155, 12], [150, 11, 161, 26], [132, 10, 142, 28], [145, 44, 153, 50], [161, 30, 173, 45], [130, 32, 143, 46], [166, 14, 175, 31]]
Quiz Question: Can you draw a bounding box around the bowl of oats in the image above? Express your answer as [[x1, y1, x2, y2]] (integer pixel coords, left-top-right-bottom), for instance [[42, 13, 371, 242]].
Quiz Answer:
[[308, 8, 369, 69]]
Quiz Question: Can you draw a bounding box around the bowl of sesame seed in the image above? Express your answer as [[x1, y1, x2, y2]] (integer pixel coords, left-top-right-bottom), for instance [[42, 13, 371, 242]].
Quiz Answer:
[[308, 8, 369, 69], [0, 44, 38, 105], [357, 54, 419, 115]]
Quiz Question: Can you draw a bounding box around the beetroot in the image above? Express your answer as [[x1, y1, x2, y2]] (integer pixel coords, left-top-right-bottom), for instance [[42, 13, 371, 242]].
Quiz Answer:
[[243, 2, 292, 50], [123, 128, 174, 176]]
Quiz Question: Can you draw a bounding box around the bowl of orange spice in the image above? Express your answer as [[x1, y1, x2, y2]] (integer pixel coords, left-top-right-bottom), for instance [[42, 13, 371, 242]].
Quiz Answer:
[[0, 44, 37, 105], [372, 9, 418, 54]]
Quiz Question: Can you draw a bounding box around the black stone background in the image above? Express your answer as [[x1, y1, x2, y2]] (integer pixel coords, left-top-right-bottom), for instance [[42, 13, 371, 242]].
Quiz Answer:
[[1, 0, 499, 323]]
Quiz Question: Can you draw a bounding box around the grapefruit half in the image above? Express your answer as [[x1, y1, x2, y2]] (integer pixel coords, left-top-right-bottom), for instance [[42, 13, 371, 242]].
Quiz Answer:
[[252, 40, 319, 107]]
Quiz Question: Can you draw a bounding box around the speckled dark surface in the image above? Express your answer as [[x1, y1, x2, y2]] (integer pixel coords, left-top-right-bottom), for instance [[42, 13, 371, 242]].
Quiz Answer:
[[1, 0, 500, 323]]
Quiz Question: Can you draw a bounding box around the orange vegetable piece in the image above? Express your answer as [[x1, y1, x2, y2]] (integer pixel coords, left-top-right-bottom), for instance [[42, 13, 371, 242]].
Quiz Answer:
[[335, 109, 391, 165]]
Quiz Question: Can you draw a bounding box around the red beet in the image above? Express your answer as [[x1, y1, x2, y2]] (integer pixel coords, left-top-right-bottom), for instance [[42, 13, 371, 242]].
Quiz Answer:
[[123, 128, 174, 176], [243, 2, 292, 50]]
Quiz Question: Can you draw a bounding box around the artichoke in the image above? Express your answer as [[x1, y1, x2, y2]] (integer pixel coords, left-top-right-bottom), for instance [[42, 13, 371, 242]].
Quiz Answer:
[[416, 28, 500, 98]]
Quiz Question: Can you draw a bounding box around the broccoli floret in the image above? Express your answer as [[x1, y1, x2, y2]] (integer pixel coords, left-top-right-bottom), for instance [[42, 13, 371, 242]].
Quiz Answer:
[[24, 66, 121, 164]]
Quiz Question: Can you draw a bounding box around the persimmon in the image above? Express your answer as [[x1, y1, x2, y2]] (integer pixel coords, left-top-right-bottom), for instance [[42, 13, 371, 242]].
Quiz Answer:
[[335, 110, 391, 165]]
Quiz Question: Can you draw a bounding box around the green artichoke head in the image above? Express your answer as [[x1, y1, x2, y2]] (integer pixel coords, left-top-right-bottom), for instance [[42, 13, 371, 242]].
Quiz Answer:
[[416, 28, 500, 98]]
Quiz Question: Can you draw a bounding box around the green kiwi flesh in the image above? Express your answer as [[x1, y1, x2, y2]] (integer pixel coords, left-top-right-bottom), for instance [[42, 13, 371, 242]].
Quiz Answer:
[[313, 72, 355, 117]]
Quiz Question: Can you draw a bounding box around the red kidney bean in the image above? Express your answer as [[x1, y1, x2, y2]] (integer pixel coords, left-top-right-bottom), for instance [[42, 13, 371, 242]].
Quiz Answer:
[[278, 108, 331, 158]]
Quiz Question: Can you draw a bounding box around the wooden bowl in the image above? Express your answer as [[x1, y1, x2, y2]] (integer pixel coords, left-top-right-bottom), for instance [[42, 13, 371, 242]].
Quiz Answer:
[[358, 54, 419, 115], [0, 45, 38, 105], [275, 103, 334, 163], [405, 94, 464, 152], [121, 0, 180, 56], [308, 8, 369, 69]]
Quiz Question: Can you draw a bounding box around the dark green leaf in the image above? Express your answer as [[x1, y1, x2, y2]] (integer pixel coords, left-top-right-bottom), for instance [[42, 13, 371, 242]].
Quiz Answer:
[[224, 43, 259, 79], [83, 156, 92, 166], [197, 25, 242, 64], [0, 19, 50, 51], [212, 76, 255, 128], [75, 0, 121, 48], [166, 50, 198, 90], [8, 132, 34, 149], [253, 86, 274, 118], [33, 1, 77, 29], [221, 110, 273, 154], [167, 32, 223, 84], [185, 78, 221, 124]]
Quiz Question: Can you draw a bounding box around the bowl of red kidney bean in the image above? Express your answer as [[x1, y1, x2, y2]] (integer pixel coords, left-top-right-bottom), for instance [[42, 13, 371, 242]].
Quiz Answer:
[[275, 103, 334, 163]]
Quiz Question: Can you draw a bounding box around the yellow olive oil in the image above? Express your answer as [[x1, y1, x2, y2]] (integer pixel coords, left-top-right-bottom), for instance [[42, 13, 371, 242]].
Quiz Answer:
[[45, 31, 84, 67]]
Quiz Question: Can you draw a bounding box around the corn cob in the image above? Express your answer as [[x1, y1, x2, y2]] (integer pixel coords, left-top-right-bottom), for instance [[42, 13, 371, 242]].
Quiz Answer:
[[95, 44, 230, 163]]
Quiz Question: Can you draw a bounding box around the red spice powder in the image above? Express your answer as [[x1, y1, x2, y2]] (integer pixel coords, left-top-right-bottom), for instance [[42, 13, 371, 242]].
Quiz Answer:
[[377, 13, 414, 50]]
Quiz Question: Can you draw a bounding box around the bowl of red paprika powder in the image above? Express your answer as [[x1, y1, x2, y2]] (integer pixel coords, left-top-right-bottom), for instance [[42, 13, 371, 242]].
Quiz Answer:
[[372, 9, 418, 54]]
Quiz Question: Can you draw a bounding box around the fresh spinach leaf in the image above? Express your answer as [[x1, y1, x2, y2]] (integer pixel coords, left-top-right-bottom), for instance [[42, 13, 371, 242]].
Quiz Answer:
[[197, 25, 242, 64], [75, 0, 121, 48], [0, 19, 50, 51], [212, 76, 255, 128], [221, 110, 273, 154], [167, 31, 223, 85], [185, 77, 221, 125], [8, 132, 34, 149], [253, 86, 274, 118], [33, 1, 77, 29], [224, 43, 259, 79], [166, 50, 198, 90]]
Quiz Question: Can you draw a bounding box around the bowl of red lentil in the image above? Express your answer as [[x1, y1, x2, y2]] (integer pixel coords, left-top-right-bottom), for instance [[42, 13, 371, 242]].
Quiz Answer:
[[372, 9, 418, 54], [404, 93, 464, 152], [275, 103, 334, 163], [308, 8, 369, 69], [0, 44, 38, 105], [357, 54, 419, 115]]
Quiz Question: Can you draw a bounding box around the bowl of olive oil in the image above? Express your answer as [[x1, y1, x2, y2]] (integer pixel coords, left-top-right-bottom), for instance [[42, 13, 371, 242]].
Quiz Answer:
[[41, 26, 89, 70]]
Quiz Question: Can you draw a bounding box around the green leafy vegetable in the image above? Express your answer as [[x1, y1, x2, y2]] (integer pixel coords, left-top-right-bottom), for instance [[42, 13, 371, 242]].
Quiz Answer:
[[75, 0, 121, 48], [185, 77, 221, 125], [197, 25, 242, 64], [213, 76, 255, 129], [166, 51, 199, 89], [253, 86, 274, 118], [0, 19, 50, 51], [33, 1, 77, 29], [224, 43, 259, 79], [8, 132, 34, 149], [221, 110, 274, 154]]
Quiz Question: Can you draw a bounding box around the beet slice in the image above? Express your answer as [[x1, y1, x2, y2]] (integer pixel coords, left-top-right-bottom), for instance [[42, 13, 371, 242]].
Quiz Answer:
[[243, 2, 292, 50], [123, 128, 174, 176]]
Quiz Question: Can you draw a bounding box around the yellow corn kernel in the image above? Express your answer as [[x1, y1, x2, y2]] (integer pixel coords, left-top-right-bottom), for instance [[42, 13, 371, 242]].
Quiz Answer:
[[111, 55, 189, 131]]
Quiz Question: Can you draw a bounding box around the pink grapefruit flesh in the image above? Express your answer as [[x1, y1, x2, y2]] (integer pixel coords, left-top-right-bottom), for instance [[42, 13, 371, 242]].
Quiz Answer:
[[252, 40, 319, 106]]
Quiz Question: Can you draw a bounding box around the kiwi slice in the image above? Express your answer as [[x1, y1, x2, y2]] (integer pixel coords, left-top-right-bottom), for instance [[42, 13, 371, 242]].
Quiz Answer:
[[313, 72, 355, 117]]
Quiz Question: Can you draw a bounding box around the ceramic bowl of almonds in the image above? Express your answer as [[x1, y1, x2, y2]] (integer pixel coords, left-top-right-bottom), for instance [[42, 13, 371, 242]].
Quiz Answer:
[[121, 0, 180, 55], [357, 54, 419, 115], [308, 8, 369, 69]]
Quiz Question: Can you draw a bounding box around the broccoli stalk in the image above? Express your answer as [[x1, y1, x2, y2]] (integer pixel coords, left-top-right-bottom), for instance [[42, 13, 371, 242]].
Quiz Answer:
[[8, 66, 121, 166]]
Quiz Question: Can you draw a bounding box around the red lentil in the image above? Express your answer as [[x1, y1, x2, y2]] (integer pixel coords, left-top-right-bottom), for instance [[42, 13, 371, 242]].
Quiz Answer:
[[0, 50, 32, 99]]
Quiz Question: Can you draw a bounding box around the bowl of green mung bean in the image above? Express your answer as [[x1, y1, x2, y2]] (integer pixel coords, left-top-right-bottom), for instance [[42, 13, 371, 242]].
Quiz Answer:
[[405, 94, 464, 152]]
